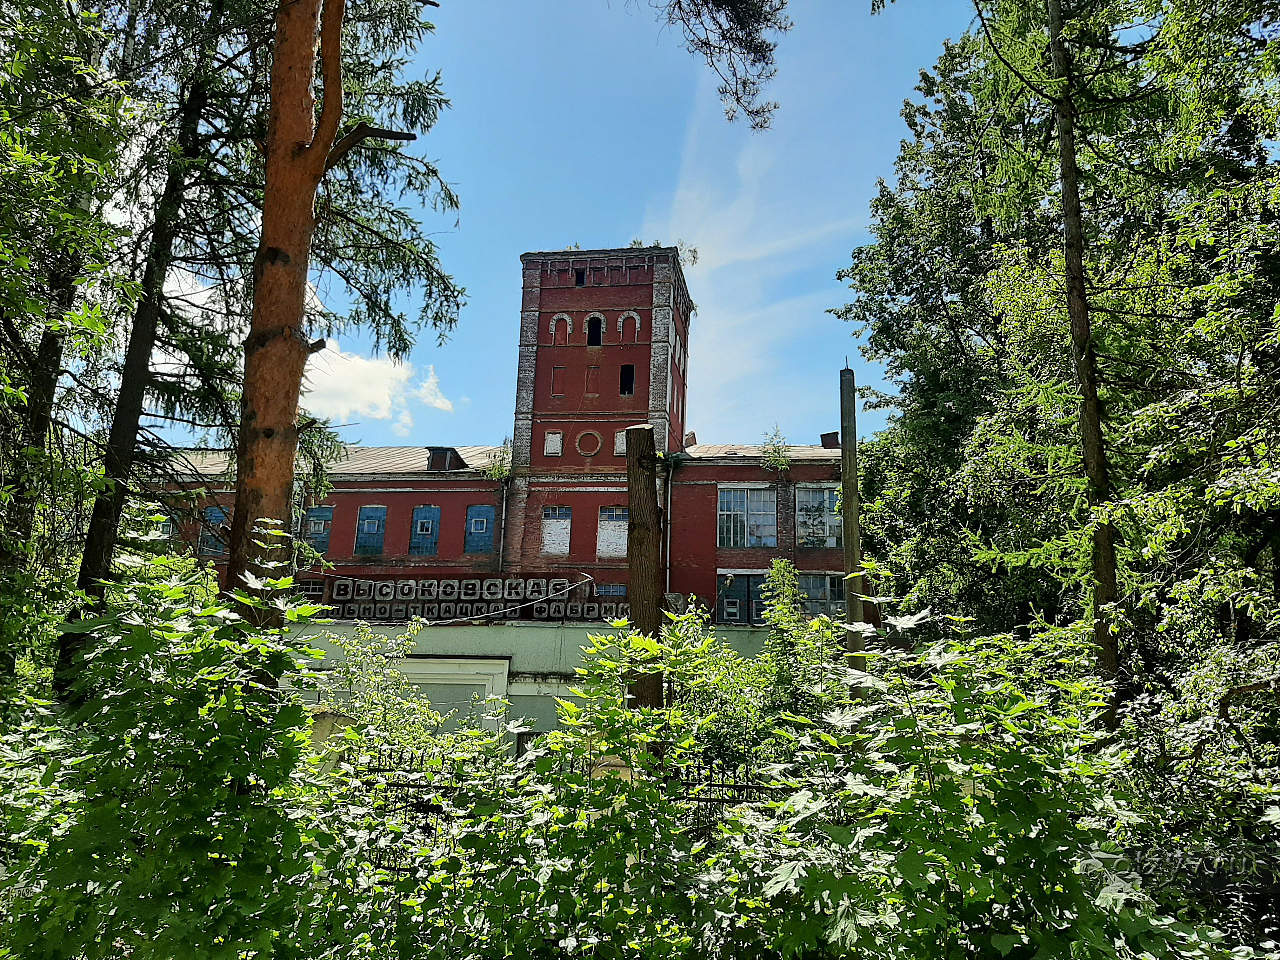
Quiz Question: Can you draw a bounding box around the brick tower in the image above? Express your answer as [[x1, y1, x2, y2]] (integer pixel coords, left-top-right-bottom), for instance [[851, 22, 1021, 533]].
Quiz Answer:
[[503, 246, 693, 580]]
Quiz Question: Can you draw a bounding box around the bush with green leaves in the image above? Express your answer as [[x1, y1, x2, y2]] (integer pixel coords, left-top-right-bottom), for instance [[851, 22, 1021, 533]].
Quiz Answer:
[[364, 603, 1256, 959], [0, 572, 407, 960]]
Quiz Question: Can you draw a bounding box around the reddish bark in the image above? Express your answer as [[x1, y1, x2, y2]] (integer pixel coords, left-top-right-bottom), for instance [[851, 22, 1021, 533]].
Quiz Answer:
[[225, 0, 346, 594]]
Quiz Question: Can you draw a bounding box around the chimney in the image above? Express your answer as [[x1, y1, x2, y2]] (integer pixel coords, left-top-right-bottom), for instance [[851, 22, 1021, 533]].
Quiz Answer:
[[820, 431, 840, 449]]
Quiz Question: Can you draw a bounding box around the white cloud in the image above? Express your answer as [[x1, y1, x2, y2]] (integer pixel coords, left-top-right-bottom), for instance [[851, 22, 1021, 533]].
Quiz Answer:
[[391, 408, 414, 437], [413, 365, 454, 413], [302, 342, 455, 430]]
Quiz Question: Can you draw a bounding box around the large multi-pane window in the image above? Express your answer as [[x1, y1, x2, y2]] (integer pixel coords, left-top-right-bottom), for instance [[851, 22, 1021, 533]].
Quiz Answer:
[[717, 487, 777, 548], [797, 574, 846, 619], [796, 486, 841, 549]]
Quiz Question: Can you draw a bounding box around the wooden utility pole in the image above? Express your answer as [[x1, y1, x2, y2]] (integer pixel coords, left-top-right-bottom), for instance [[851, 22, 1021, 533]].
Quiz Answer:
[[841, 367, 866, 669], [625, 424, 663, 708]]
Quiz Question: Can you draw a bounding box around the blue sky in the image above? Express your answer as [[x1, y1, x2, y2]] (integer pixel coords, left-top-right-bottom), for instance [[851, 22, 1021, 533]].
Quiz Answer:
[[301, 0, 975, 449]]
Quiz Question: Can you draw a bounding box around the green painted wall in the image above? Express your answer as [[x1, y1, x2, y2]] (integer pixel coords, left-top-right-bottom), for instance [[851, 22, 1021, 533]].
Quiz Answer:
[[296, 620, 768, 734]]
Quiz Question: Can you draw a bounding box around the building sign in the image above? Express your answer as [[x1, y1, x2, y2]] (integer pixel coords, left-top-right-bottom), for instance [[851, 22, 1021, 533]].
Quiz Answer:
[[322, 575, 628, 623]]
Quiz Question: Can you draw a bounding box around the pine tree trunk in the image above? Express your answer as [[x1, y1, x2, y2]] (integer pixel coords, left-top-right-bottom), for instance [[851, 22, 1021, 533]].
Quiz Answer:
[[11, 324, 66, 548], [1047, 0, 1121, 682], [224, 0, 346, 597], [55, 82, 211, 697]]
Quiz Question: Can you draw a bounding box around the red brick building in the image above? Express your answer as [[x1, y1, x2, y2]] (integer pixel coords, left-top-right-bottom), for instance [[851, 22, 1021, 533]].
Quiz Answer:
[[177, 246, 847, 626]]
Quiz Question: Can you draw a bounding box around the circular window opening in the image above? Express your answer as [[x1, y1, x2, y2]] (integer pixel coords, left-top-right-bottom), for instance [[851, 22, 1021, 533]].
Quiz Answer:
[[576, 431, 603, 456]]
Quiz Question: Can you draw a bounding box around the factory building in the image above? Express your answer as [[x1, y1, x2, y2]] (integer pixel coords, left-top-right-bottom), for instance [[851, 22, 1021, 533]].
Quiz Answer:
[[176, 246, 848, 628]]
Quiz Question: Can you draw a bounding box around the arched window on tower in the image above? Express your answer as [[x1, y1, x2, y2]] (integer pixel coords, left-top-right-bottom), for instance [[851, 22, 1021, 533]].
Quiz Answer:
[[620, 311, 640, 342], [587, 315, 603, 346]]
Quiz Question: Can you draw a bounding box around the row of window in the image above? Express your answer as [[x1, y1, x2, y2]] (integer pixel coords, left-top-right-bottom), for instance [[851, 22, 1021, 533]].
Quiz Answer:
[[196, 504, 496, 558], [543, 428, 636, 459], [717, 573, 846, 624], [541, 505, 629, 559], [548, 312, 642, 346], [195, 486, 840, 560], [717, 486, 842, 550], [549, 363, 635, 398]]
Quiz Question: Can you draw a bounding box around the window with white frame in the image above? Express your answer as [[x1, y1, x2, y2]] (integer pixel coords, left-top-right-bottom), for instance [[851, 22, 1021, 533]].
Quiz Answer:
[[717, 487, 777, 548], [797, 574, 846, 618], [596, 505, 629, 558], [797, 486, 841, 548], [416, 517, 434, 536], [470, 516, 488, 534], [542, 505, 571, 556]]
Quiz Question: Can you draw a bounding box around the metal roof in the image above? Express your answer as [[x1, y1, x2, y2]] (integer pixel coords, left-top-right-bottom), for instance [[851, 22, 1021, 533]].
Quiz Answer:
[[682, 444, 841, 461], [166, 445, 506, 479], [165, 442, 838, 481]]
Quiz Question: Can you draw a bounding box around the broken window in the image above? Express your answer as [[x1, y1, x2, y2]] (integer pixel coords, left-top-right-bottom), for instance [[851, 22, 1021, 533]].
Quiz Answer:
[[587, 315, 603, 346], [717, 573, 767, 623], [797, 486, 842, 548], [798, 574, 846, 618], [717, 488, 777, 548], [619, 364, 635, 396]]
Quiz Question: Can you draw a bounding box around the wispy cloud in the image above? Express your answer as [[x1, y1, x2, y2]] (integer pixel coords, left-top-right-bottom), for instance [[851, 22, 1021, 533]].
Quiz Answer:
[[413, 365, 454, 412], [641, 75, 864, 443]]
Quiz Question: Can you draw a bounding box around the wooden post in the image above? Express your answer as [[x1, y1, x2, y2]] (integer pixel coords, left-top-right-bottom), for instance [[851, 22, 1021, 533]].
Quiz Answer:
[[841, 367, 866, 669], [625, 424, 663, 708]]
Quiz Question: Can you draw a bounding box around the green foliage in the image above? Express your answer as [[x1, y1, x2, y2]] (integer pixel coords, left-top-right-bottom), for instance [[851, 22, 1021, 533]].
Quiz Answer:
[[0, 572, 404, 960], [841, 0, 1280, 939], [760, 424, 791, 473], [483, 437, 513, 482], [309, 619, 446, 747]]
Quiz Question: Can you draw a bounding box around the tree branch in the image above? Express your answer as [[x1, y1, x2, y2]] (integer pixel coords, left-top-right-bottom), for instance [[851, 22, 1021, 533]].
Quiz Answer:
[[309, 0, 347, 165], [324, 122, 416, 173]]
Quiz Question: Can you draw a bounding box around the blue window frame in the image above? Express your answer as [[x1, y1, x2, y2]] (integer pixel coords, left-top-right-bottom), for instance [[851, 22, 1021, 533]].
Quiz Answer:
[[354, 505, 387, 556], [409, 505, 441, 556], [303, 506, 333, 555], [464, 504, 495, 554], [199, 506, 228, 556]]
